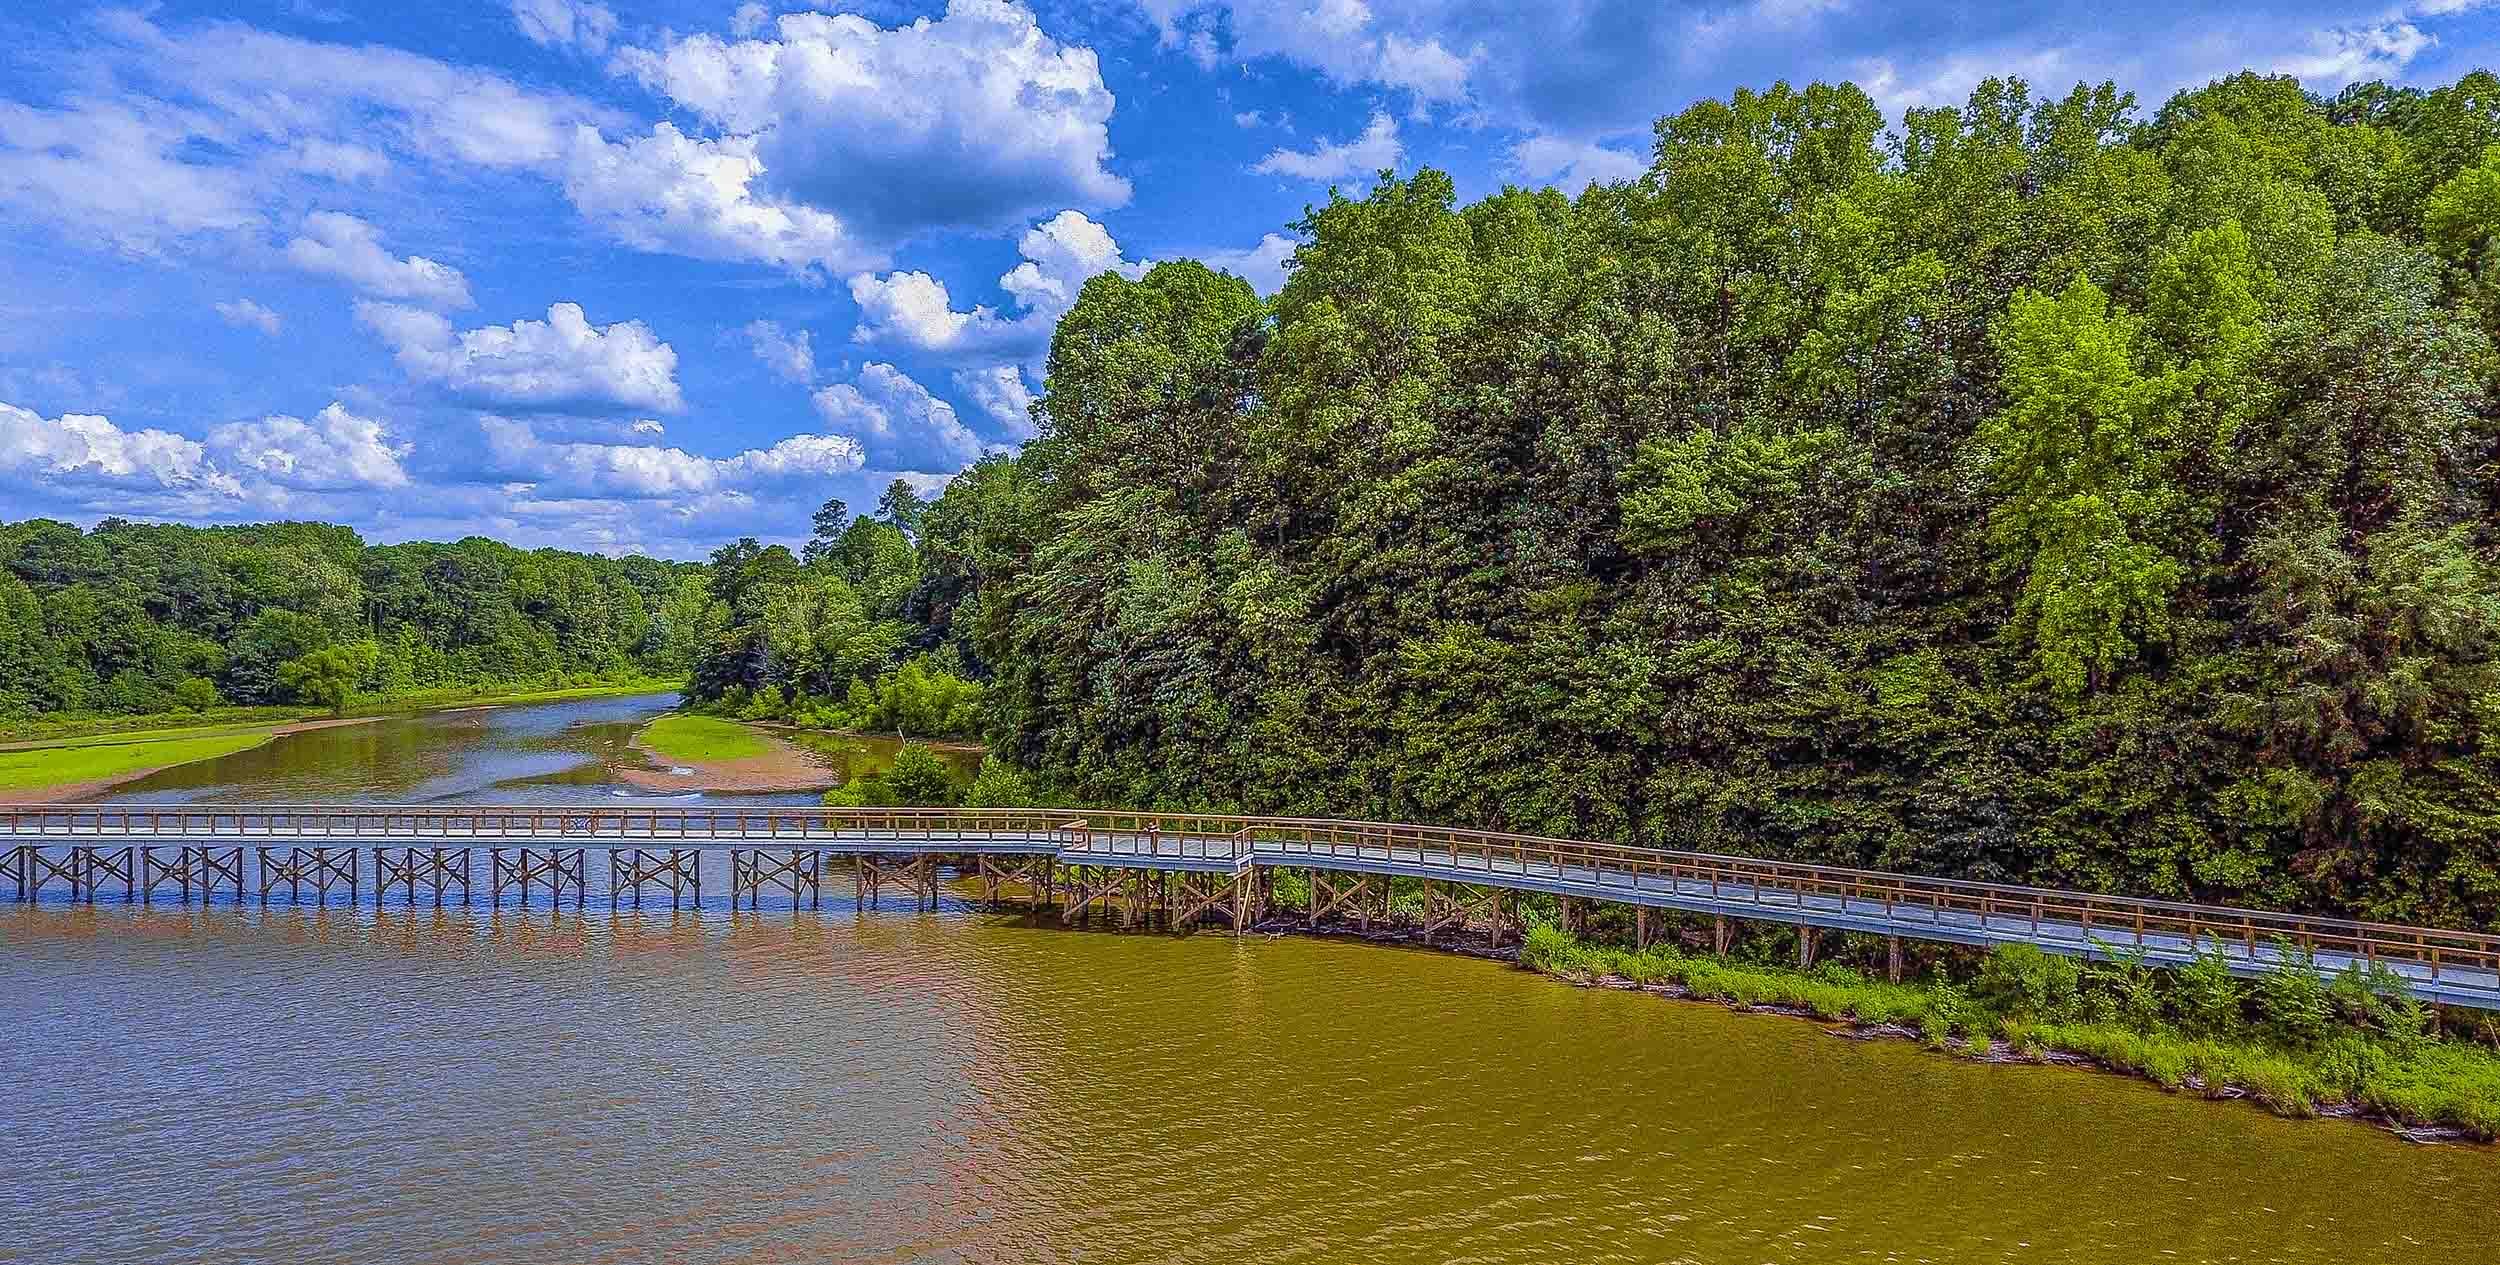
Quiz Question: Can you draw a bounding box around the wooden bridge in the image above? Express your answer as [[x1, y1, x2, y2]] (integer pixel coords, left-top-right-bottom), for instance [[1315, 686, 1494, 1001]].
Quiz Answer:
[[6, 803, 2500, 1011]]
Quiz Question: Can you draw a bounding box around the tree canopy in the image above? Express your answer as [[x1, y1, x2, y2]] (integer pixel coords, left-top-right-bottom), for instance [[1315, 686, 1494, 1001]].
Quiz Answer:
[[905, 70, 2500, 929]]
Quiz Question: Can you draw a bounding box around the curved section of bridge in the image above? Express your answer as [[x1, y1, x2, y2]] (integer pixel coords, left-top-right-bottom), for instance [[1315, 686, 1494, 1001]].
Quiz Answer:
[[6, 803, 2498, 1011]]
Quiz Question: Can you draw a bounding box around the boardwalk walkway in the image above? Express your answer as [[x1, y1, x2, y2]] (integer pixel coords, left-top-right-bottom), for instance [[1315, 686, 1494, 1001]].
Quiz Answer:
[[6, 804, 2498, 1010]]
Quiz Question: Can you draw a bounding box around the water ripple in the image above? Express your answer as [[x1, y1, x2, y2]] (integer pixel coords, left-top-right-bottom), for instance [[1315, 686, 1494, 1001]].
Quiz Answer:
[[2, 903, 2494, 1263]]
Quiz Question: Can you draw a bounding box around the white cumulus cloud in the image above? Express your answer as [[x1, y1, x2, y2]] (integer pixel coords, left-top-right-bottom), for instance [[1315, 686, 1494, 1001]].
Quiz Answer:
[[1510, 135, 1647, 189], [561, 123, 862, 279], [284, 211, 473, 308], [1253, 111, 1401, 182], [481, 415, 864, 498], [811, 362, 989, 471], [2269, 22, 2435, 85], [357, 300, 685, 414], [1145, 2, 1475, 106], [848, 209, 1146, 361], [1196, 232, 1297, 294], [0, 402, 240, 503], [612, 1, 1130, 247], [954, 364, 1038, 438], [741, 320, 818, 383], [206, 402, 411, 491]]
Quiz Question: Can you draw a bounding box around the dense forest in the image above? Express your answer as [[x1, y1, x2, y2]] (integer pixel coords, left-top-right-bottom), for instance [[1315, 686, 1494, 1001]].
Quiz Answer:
[[880, 70, 2500, 930], [0, 519, 700, 717]]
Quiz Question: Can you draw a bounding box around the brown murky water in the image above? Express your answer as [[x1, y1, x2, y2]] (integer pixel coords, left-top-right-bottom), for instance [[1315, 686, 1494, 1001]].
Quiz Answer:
[[3, 907, 2495, 1264], [3, 696, 2496, 1261]]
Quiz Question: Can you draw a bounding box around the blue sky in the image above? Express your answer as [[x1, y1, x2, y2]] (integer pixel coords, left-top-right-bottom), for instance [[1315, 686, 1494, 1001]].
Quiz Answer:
[[3, 0, 2496, 557]]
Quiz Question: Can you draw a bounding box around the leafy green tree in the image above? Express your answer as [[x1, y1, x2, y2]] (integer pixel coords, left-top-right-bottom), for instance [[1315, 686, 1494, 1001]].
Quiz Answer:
[[278, 647, 360, 714], [884, 743, 958, 806]]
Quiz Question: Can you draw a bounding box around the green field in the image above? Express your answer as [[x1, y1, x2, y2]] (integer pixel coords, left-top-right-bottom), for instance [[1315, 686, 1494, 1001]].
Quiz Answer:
[[0, 678, 683, 746], [0, 731, 278, 793], [635, 715, 774, 763]]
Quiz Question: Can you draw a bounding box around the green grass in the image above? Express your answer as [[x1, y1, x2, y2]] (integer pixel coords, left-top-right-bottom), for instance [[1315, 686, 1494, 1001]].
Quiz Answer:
[[0, 677, 684, 745], [635, 714, 774, 763], [0, 731, 277, 792], [1514, 923, 2500, 1139]]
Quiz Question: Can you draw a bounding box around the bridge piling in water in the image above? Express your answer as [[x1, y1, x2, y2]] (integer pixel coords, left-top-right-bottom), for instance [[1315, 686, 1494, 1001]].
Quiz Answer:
[[729, 849, 824, 910], [489, 847, 583, 908], [611, 848, 696, 909], [374, 847, 472, 906], [9, 804, 2500, 1010], [255, 847, 355, 905]]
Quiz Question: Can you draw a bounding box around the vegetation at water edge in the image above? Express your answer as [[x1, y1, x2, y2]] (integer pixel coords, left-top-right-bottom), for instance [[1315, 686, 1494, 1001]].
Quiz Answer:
[[634, 714, 776, 764], [0, 731, 280, 793], [1518, 925, 2500, 1137]]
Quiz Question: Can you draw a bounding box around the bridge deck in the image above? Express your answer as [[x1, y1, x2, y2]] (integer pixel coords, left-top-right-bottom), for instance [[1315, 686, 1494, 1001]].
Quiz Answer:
[[6, 805, 2497, 1010]]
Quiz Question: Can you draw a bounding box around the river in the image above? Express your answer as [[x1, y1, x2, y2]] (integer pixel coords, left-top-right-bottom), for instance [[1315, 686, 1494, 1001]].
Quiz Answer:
[[2, 694, 2495, 1263]]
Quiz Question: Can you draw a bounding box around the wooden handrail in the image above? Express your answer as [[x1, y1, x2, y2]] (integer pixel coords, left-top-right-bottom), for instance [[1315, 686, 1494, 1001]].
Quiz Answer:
[[7, 802, 2500, 971]]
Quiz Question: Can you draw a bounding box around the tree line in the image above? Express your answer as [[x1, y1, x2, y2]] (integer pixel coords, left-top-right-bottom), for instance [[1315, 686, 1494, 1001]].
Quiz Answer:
[[681, 481, 988, 740], [885, 70, 2500, 930], [0, 519, 700, 717]]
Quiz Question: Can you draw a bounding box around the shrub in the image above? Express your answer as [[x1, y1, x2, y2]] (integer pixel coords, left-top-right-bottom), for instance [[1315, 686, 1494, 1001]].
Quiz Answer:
[[884, 743, 958, 806], [2084, 942, 2167, 1031], [2253, 940, 2332, 1049], [960, 755, 1039, 808], [1974, 943, 2084, 1023], [2173, 948, 2245, 1039], [1518, 923, 1584, 977]]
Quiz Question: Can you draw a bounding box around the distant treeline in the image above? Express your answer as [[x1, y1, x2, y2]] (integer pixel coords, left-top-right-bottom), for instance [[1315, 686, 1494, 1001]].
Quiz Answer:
[[0, 519, 704, 716], [882, 71, 2500, 929]]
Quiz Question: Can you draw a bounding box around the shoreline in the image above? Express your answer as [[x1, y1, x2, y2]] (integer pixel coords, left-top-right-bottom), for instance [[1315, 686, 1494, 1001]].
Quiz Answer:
[[620, 717, 835, 794], [1225, 915, 2491, 1148], [0, 680, 683, 749], [3, 716, 387, 804], [2, 684, 684, 803]]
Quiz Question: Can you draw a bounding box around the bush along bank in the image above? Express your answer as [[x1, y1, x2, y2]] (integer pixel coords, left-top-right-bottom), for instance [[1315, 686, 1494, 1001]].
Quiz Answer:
[[1514, 921, 2500, 1143]]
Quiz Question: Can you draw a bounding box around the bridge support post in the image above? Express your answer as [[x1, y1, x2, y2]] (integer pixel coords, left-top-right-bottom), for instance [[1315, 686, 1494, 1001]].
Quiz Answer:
[[1797, 927, 1816, 969], [1887, 935, 1903, 983], [1635, 907, 1648, 951], [1713, 916, 1730, 956]]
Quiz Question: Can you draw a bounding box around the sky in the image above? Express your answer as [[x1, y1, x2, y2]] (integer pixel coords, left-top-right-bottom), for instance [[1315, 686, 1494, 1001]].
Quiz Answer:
[[3, 1, 2497, 558]]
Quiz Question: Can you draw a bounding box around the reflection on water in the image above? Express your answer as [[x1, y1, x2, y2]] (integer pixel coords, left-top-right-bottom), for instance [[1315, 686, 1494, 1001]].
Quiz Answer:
[[101, 693, 703, 805], [2, 905, 2494, 1264], [15, 693, 2498, 1262], [92, 694, 975, 807]]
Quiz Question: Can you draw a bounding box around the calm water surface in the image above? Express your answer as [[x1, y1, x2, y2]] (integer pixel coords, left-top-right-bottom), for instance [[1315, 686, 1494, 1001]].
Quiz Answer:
[[96, 692, 976, 806], [3, 696, 2495, 1262]]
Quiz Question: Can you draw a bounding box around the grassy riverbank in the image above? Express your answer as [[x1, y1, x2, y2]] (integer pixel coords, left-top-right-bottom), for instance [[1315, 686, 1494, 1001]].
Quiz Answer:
[[624, 714, 831, 793], [0, 677, 683, 747], [636, 715, 773, 762], [1514, 925, 2500, 1141], [0, 729, 284, 797], [0, 678, 684, 798]]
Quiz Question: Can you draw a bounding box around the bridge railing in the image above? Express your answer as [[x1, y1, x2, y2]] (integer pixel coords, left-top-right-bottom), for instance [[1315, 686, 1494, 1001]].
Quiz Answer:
[[8, 803, 2500, 983], [1229, 815, 2500, 983]]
